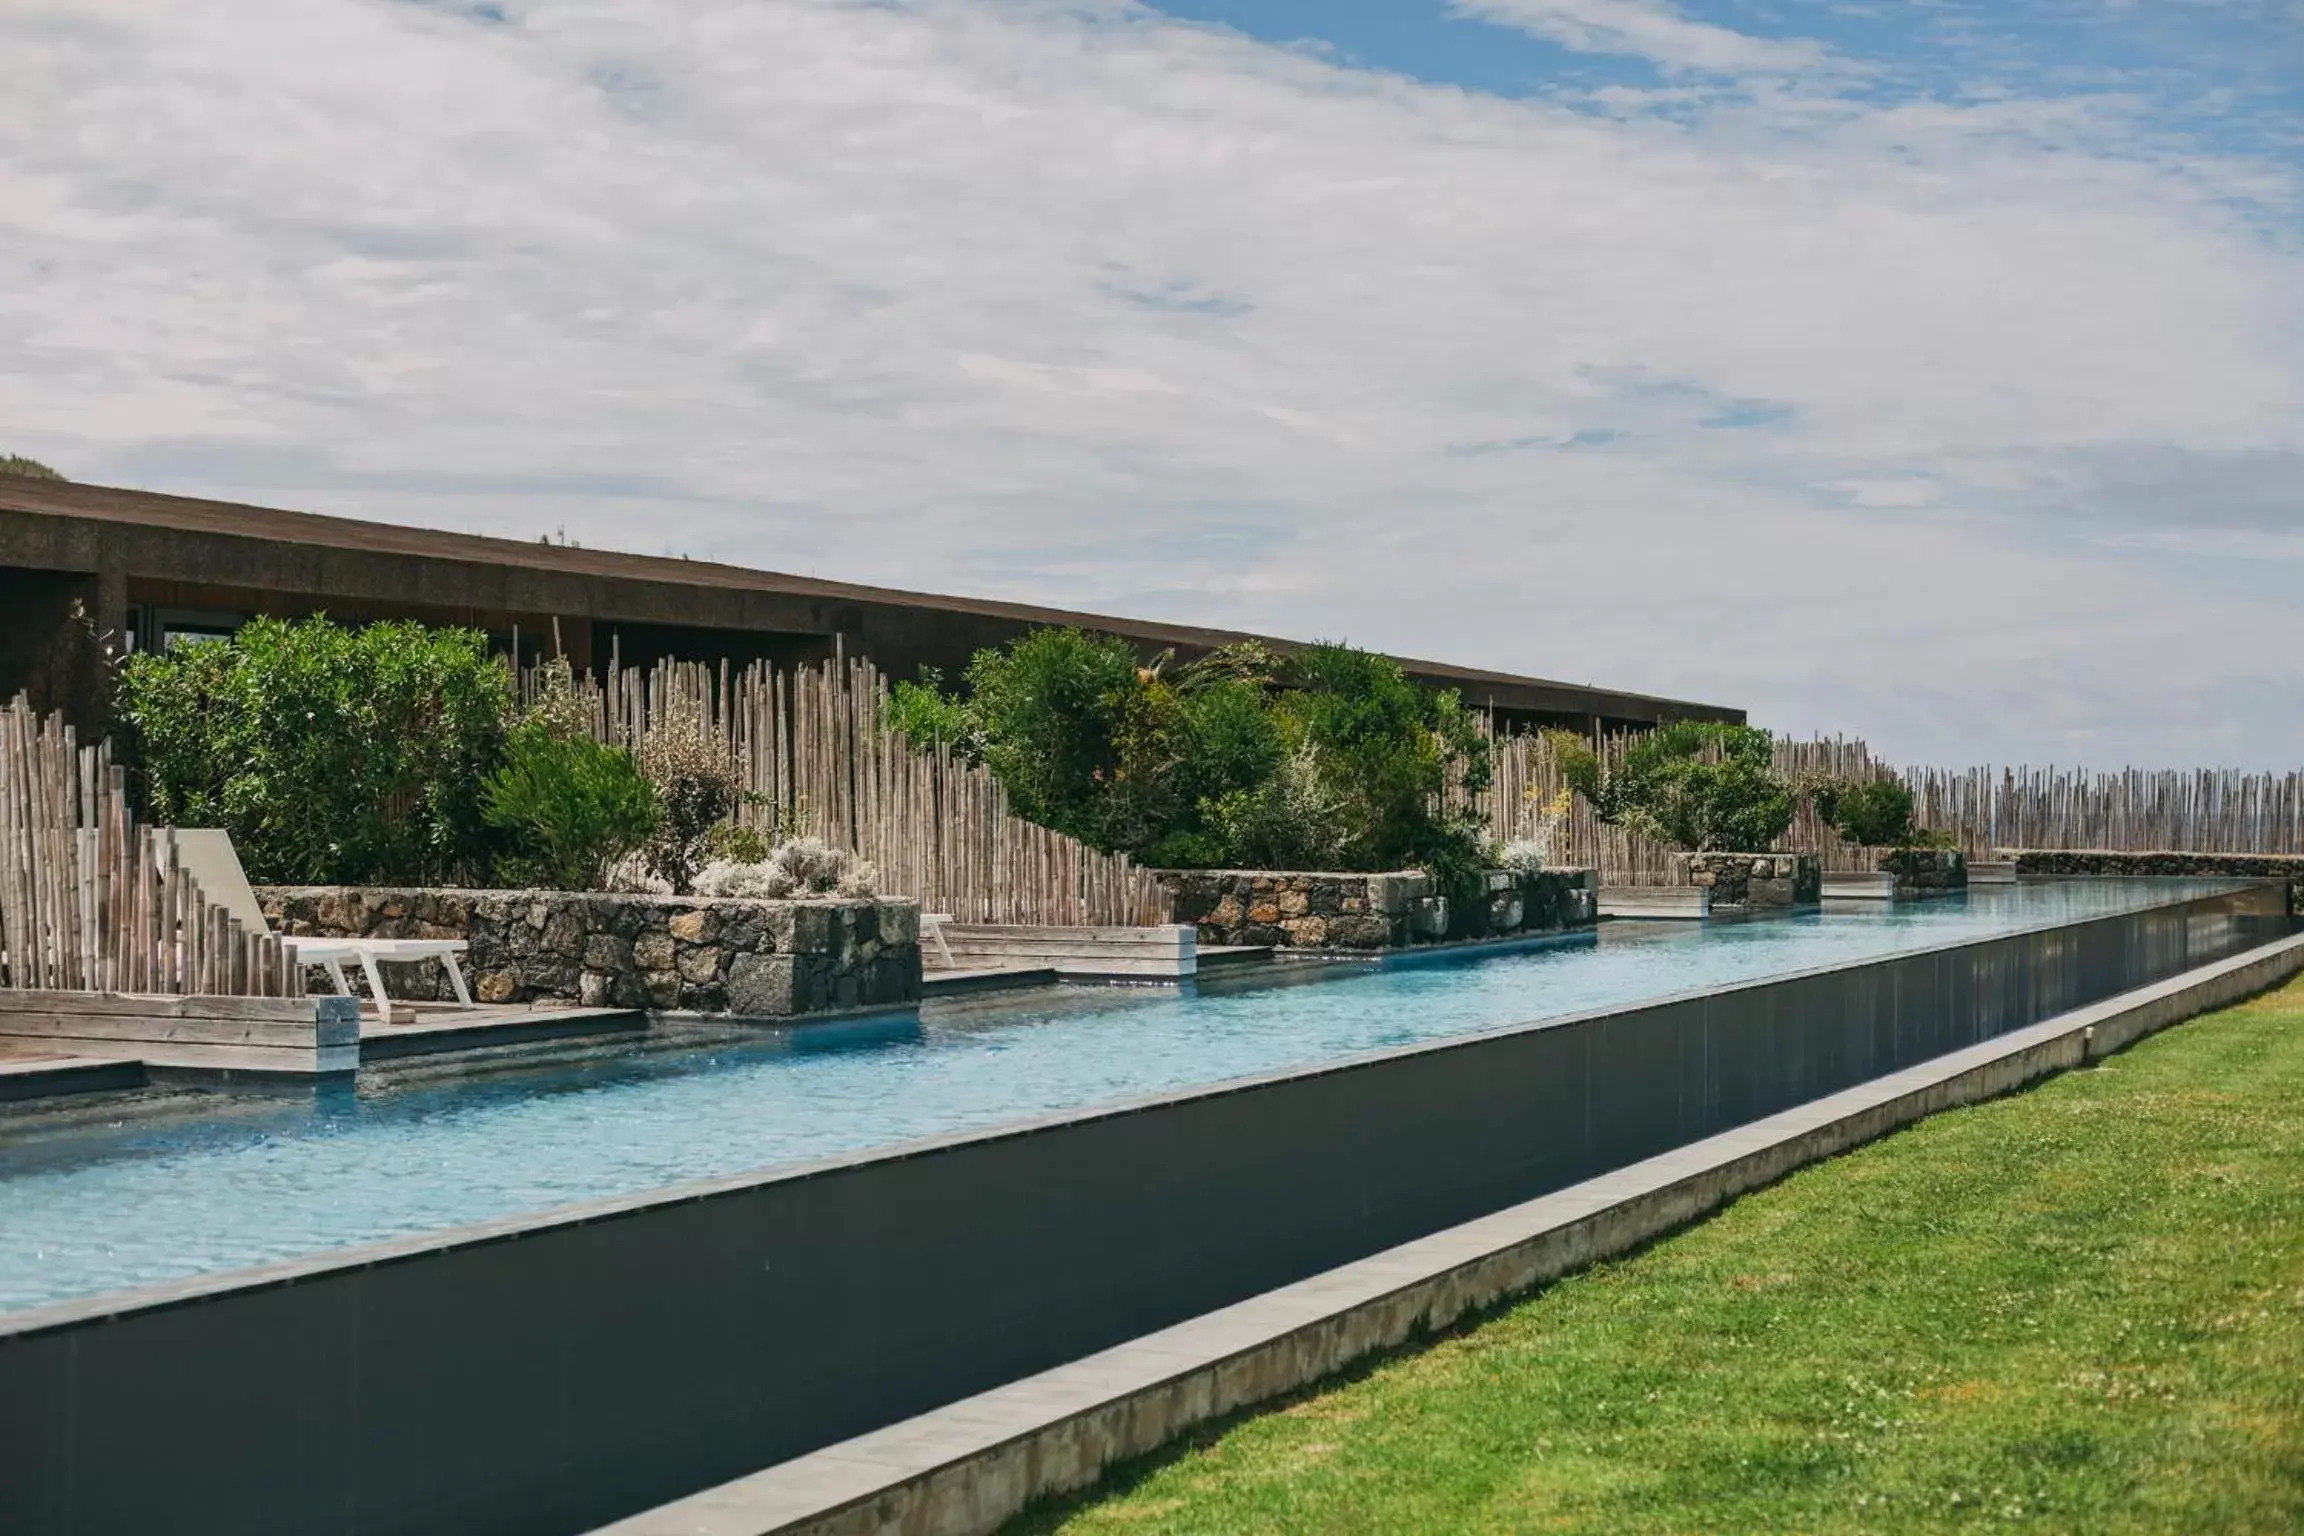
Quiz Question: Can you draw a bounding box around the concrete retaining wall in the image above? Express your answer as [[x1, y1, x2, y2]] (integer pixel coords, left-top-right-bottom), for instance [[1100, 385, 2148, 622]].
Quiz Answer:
[[0, 881, 2286, 1536], [605, 929, 2304, 1536], [258, 887, 922, 1018]]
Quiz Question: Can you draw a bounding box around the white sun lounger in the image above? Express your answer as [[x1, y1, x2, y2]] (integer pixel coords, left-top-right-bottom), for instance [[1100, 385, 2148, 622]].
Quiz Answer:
[[171, 830, 476, 1016]]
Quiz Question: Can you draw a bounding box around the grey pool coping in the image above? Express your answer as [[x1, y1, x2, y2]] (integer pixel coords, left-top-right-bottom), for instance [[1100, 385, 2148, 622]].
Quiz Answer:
[[0, 877, 2267, 1340], [593, 923, 2304, 1536]]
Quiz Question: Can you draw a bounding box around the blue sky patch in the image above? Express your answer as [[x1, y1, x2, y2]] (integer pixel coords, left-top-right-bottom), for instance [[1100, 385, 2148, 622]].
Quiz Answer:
[[1148, 1, 2304, 161]]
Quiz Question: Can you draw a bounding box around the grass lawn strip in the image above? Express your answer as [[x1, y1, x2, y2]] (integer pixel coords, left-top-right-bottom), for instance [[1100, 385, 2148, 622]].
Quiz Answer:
[[1014, 974, 2304, 1535]]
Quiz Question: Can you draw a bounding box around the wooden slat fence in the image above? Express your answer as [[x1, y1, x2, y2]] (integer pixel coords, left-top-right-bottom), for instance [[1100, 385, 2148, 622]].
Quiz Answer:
[[526, 648, 1169, 927], [0, 696, 297, 996]]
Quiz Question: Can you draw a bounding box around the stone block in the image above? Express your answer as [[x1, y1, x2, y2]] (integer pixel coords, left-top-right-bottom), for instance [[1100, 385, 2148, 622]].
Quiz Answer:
[[667, 909, 716, 944], [475, 969, 520, 1004], [582, 933, 633, 972], [676, 945, 722, 984], [876, 901, 918, 947], [631, 930, 676, 971], [523, 955, 580, 995], [1328, 915, 1395, 948], [768, 903, 833, 954], [1281, 916, 1329, 946], [1409, 897, 1449, 939], [541, 907, 588, 959], [726, 952, 797, 1017]]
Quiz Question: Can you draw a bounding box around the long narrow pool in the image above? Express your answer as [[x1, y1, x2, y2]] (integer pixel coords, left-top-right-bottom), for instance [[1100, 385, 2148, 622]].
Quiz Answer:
[[0, 879, 2247, 1313]]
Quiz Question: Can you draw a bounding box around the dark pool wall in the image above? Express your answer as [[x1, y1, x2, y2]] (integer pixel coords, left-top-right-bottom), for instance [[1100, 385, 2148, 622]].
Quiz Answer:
[[0, 884, 2288, 1536]]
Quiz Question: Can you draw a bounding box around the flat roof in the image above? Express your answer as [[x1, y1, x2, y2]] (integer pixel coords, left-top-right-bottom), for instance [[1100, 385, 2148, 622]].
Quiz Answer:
[[0, 476, 1740, 725]]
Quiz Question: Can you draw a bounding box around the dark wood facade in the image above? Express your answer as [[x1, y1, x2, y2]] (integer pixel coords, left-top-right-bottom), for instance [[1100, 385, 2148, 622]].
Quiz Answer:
[[0, 477, 1741, 734]]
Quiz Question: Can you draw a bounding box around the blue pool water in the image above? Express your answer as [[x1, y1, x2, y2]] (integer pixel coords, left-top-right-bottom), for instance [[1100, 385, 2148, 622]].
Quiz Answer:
[[0, 880, 2243, 1314]]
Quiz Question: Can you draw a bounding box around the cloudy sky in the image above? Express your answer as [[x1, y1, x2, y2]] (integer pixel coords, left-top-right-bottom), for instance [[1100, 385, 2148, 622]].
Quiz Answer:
[[3, 0, 2299, 766]]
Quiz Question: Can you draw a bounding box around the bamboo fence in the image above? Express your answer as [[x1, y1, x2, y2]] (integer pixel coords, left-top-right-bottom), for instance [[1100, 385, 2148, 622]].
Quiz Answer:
[[0, 695, 297, 995], [525, 646, 1170, 927], [1480, 729, 2304, 884], [531, 643, 2304, 901]]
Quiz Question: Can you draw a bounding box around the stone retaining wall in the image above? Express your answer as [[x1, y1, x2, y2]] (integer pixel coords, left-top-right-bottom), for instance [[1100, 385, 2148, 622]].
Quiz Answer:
[[1677, 852, 1822, 908], [1879, 848, 1967, 890], [2006, 851, 2303, 915], [257, 888, 921, 1018], [1156, 868, 1599, 951]]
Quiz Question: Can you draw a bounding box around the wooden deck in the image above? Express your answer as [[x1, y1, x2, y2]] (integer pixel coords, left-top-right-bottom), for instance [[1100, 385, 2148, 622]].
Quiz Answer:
[[933, 924, 1197, 979], [0, 988, 360, 1074]]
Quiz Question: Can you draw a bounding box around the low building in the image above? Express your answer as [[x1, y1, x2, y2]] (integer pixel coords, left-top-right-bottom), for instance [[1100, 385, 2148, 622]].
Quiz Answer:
[[0, 477, 1740, 733]]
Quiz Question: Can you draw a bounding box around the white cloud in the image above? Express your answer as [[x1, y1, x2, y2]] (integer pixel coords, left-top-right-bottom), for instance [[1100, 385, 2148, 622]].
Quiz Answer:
[[0, 0, 2299, 765], [1451, 0, 1827, 75]]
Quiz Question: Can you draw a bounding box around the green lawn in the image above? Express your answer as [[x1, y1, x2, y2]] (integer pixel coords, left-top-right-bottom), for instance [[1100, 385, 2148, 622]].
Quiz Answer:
[[1014, 975, 2304, 1535]]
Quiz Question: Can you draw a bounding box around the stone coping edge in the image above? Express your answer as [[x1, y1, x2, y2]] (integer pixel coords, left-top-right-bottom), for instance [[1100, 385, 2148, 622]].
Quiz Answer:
[[594, 929, 2304, 1536]]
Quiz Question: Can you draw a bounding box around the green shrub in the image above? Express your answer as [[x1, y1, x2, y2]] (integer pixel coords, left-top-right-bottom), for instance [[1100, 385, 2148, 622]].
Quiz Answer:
[[1813, 777, 1914, 847], [894, 630, 1489, 891], [1202, 744, 1344, 869], [482, 722, 661, 890], [118, 615, 510, 884], [964, 627, 1143, 844], [1811, 776, 1956, 850], [1282, 643, 1492, 882], [702, 819, 771, 867], [885, 667, 982, 757], [1555, 721, 1794, 853], [1170, 665, 1287, 821]]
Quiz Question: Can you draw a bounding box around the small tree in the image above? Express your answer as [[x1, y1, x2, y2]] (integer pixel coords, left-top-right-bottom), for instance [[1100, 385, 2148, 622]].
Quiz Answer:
[[1280, 644, 1492, 899], [1812, 776, 1952, 850], [964, 627, 1144, 845], [1553, 721, 1794, 853]]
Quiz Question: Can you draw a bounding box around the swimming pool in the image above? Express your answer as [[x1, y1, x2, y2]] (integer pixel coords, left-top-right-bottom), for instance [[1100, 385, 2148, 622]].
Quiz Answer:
[[0, 880, 2252, 1313]]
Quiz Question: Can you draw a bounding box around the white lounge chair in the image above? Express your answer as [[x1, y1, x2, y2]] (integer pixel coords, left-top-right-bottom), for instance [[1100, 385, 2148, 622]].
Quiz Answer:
[[172, 830, 476, 1018]]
